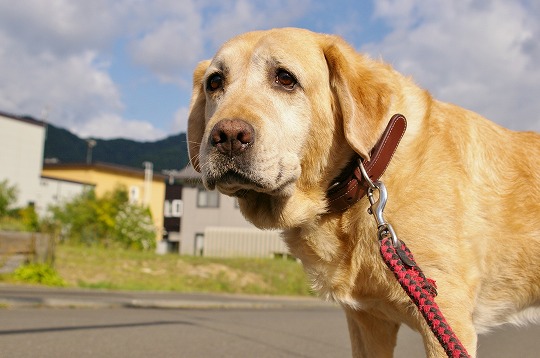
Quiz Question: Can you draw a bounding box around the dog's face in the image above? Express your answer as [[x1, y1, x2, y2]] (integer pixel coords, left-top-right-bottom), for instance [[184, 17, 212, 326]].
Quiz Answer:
[[188, 28, 393, 228]]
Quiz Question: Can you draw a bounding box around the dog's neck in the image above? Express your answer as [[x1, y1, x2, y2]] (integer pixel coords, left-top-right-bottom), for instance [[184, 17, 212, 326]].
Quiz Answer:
[[325, 114, 407, 213]]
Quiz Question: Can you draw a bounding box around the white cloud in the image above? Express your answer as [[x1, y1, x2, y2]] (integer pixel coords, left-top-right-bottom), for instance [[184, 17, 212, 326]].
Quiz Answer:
[[201, 0, 311, 49], [0, 0, 312, 141], [172, 106, 190, 134], [0, 0, 169, 140], [361, 0, 540, 131], [128, 0, 311, 84], [129, 1, 204, 84], [0, 32, 122, 127], [0, 1, 122, 56], [76, 113, 166, 141], [127, 0, 312, 136], [1, 0, 537, 141]]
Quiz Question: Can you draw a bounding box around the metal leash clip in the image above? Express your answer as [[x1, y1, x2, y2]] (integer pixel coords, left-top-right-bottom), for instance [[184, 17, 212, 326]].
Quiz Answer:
[[358, 160, 398, 242], [359, 160, 416, 267]]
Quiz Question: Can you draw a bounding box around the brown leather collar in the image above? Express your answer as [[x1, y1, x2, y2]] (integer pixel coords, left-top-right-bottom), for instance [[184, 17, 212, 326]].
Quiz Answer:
[[326, 114, 407, 213]]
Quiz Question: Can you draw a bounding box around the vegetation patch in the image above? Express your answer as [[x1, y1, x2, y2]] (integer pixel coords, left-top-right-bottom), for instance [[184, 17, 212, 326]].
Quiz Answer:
[[54, 244, 312, 296], [12, 263, 65, 287], [48, 187, 156, 251]]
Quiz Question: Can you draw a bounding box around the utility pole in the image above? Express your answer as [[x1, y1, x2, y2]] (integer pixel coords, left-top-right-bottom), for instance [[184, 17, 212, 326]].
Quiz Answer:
[[143, 161, 153, 206], [86, 139, 96, 164]]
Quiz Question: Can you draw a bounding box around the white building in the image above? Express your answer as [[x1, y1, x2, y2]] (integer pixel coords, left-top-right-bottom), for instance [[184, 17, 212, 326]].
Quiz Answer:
[[0, 111, 46, 209], [37, 176, 94, 217]]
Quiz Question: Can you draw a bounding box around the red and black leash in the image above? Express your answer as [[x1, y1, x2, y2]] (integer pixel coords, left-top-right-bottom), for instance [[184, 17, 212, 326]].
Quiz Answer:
[[379, 237, 470, 358], [360, 171, 470, 357]]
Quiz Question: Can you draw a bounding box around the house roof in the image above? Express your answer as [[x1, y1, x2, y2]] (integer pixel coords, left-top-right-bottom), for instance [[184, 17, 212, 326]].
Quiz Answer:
[[174, 164, 202, 179], [0, 110, 46, 127], [162, 164, 202, 185], [41, 175, 96, 186], [43, 161, 167, 181]]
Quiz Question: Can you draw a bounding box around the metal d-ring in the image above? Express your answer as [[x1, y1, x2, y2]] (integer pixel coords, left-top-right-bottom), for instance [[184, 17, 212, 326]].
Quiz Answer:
[[358, 159, 376, 190]]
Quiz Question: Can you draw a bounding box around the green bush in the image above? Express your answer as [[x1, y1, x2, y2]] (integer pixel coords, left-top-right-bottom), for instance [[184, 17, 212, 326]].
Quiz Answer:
[[115, 204, 156, 251], [13, 263, 65, 286], [0, 179, 18, 217], [17, 205, 40, 232], [0, 179, 40, 232], [0, 216, 27, 231], [49, 186, 156, 250]]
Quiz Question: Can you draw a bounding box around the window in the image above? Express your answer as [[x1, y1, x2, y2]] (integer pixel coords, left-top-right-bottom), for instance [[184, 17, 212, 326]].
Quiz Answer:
[[194, 233, 204, 256], [164, 199, 183, 217], [129, 186, 140, 204], [197, 188, 219, 208]]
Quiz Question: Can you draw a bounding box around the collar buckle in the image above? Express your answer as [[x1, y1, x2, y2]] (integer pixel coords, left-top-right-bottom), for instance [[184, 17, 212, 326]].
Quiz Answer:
[[326, 114, 407, 213]]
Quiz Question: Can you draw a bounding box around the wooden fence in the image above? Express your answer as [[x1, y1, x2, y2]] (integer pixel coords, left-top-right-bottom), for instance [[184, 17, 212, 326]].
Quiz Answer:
[[0, 231, 53, 273]]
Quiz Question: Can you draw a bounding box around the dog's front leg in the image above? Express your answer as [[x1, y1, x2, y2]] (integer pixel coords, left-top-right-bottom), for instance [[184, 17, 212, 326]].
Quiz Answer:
[[343, 307, 400, 358]]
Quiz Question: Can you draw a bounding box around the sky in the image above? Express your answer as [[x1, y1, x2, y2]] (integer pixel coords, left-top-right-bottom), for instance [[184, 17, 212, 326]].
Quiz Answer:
[[0, 0, 539, 141]]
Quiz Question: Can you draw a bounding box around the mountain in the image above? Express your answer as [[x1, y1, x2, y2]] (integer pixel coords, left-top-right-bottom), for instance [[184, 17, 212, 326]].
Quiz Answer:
[[44, 124, 190, 172]]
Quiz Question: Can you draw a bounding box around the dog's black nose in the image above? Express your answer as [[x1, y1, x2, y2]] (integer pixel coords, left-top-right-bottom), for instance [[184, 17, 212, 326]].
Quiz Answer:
[[210, 119, 255, 157]]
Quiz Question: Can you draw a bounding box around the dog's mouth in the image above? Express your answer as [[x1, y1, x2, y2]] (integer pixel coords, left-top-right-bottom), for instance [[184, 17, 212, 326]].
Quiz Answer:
[[219, 170, 265, 192], [205, 168, 296, 197], [206, 170, 266, 195]]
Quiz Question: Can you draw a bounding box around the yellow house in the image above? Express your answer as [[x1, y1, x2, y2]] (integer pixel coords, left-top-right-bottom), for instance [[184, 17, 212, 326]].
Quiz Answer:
[[42, 162, 166, 241]]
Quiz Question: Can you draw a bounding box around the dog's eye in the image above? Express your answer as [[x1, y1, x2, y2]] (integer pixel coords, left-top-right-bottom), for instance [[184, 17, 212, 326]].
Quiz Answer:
[[207, 73, 223, 92], [275, 70, 297, 90]]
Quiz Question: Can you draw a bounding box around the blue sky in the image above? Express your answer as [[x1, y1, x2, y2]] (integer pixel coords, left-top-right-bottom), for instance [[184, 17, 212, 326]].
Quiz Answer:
[[0, 0, 538, 141]]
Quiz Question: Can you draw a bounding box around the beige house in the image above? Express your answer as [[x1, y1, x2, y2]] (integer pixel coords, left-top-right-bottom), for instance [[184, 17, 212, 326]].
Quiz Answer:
[[42, 162, 166, 240]]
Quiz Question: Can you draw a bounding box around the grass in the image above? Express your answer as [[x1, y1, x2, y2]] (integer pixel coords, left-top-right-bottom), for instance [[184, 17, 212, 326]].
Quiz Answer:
[[7, 244, 313, 296]]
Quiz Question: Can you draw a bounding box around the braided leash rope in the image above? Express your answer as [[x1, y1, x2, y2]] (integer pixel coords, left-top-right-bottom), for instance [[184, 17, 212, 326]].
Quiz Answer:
[[379, 237, 470, 358], [358, 159, 471, 358]]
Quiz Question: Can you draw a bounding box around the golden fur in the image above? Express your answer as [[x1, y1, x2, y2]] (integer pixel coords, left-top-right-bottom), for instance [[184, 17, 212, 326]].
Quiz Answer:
[[187, 28, 540, 357]]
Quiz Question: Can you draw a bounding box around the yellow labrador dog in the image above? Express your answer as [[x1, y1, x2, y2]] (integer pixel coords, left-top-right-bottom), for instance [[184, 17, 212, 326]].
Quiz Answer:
[[187, 28, 540, 357]]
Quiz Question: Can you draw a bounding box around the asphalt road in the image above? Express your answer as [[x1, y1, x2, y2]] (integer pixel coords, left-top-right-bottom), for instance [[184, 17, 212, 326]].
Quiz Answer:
[[1, 286, 539, 357]]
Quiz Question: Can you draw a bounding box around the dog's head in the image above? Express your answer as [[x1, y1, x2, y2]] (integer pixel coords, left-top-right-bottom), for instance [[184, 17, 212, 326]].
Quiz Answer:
[[187, 28, 394, 229]]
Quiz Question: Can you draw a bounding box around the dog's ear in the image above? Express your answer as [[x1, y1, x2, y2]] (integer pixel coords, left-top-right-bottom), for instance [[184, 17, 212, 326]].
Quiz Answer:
[[322, 36, 392, 160], [187, 60, 211, 172]]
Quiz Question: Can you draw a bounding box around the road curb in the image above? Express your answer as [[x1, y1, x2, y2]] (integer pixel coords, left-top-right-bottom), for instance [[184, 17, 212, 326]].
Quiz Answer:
[[0, 285, 336, 310], [0, 298, 334, 310]]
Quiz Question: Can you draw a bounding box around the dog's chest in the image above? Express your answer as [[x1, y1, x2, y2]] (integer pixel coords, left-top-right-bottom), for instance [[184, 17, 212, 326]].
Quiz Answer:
[[284, 226, 397, 309]]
